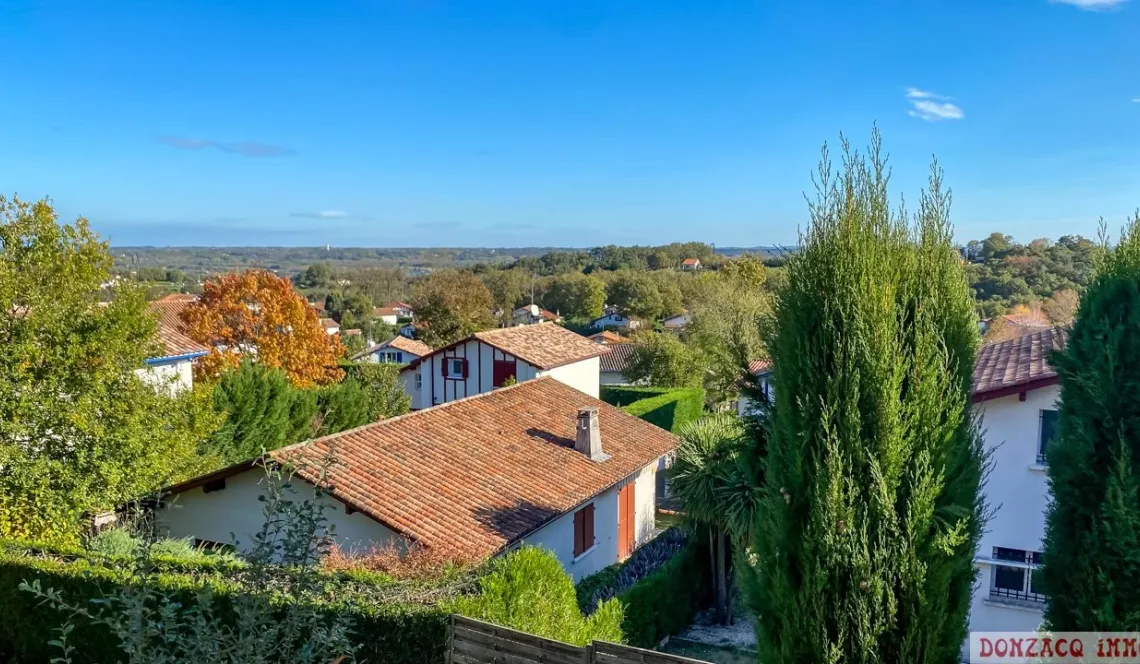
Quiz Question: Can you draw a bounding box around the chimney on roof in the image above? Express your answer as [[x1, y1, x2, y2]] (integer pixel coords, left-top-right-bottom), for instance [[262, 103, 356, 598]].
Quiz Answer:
[[576, 408, 609, 462]]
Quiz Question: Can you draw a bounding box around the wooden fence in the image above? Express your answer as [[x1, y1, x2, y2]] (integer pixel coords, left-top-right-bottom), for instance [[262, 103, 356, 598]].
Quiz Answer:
[[447, 615, 714, 664]]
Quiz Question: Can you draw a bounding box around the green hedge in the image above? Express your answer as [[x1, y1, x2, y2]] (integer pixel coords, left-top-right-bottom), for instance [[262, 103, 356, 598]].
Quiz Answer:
[[619, 540, 710, 647], [0, 546, 450, 664], [601, 387, 704, 433]]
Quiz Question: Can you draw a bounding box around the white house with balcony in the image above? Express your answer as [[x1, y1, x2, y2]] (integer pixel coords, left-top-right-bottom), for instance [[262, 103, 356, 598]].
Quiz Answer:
[[153, 377, 676, 581], [398, 322, 608, 410], [966, 328, 1065, 640]]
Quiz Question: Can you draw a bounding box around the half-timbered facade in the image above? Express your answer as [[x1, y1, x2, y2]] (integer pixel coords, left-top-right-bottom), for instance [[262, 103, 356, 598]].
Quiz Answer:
[[399, 323, 608, 410]]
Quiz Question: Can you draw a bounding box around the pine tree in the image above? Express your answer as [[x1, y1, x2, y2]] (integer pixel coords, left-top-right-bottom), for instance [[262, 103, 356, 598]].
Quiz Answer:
[[1039, 213, 1140, 630], [741, 132, 986, 663]]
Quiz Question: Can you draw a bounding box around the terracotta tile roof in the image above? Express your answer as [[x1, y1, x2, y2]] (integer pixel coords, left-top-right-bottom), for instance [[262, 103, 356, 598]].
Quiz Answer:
[[319, 317, 340, 330], [600, 343, 639, 373], [146, 300, 208, 359], [972, 327, 1067, 401], [589, 330, 629, 345], [352, 335, 434, 360], [343, 329, 362, 336], [748, 359, 772, 375], [681, 258, 700, 266], [374, 306, 399, 317], [172, 378, 677, 559], [310, 300, 326, 312], [469, 323, 609, 370]]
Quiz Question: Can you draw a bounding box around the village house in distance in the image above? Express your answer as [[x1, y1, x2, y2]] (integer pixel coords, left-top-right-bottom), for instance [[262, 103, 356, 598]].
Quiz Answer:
[[155, 377, 676, 580], [398, 322, 609, 410]]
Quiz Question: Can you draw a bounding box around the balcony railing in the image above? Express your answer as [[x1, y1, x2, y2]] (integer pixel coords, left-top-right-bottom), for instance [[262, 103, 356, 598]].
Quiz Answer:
[[989, 585, 1046, 605]]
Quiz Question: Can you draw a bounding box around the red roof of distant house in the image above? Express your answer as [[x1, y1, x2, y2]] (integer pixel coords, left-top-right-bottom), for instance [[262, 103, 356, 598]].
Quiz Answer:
[[163, 377, 678, 559], [748, 359, 772, 375], [972, 327, 1067, 402], [343, 328, 362, 336], [351, 335, 433, 361], [589, 330, 629, 345], [310, 300, 326, 312], [385, 301, 413, 311], [374, 306, 399, 317], [681, 258, 700, 266], [146, 300, 209, 359], [319, 317, 340, 330]]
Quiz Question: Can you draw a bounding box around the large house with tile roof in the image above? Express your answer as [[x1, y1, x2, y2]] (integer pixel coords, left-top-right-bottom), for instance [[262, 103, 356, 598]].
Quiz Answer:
[[351, 335, 432, 365], [399, 322, 609, 410], [155, 377, 677, 580]]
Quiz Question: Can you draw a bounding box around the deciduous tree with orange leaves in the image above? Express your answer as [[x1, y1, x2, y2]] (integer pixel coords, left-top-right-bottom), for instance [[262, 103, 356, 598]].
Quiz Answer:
[[182, 270, 344, 387]]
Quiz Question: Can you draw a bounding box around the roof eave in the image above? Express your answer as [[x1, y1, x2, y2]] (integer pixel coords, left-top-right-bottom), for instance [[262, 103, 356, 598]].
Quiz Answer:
[[972, 375, 1059, 403]]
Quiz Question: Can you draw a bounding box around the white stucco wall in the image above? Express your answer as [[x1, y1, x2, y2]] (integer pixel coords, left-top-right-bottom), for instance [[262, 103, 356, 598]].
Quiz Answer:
[[538, 356, 600, 399], [966, 384, 1059, 641], [156, 469, 403, 555], [135, 359, 194, 394], [520, 461, 659, 582]]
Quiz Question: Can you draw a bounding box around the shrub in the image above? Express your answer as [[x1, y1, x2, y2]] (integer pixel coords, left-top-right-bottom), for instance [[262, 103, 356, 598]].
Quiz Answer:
[[576, 528, 688, 612], [321, 539, 476, 581], [86, 529, 139, 559], [450, 547, 625, 646], [600, 386, 672, 408], [618, 539, 710, 648]]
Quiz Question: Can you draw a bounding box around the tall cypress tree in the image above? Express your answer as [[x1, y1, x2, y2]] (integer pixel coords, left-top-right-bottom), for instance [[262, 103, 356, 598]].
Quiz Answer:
[[741, 132, 986, 664], [1039, 214, 1140, 630]]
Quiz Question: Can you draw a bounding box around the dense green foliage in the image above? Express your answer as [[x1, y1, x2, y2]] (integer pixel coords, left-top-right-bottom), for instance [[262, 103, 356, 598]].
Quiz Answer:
[[208, 361, 318, 464], [624, 332, 705, 388], [0, 195, 223, 544], [744, 136, 985, 663], [0, 542, 448, 664], [616, 539, 711, 648], [965, 232, 1097, 318], [409, 269, 496, 346], [670, 415, 752, 624], [0, 541, 624, 663], [451, 547, 625, 646], [1039, 214, 1140, 631], [601, 386, 705, 433], [208, 361, 410, 465]]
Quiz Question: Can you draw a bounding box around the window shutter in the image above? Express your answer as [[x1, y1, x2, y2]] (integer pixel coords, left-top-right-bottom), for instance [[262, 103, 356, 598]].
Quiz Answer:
[[584, 504, 594, 550], [461, 358, 469, 378], [573, 509, 584, 556], [441, 356, 449, 377]]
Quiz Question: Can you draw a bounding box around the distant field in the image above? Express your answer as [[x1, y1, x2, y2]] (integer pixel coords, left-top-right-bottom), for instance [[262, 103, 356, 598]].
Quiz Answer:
[[112, 245, 788, 276]]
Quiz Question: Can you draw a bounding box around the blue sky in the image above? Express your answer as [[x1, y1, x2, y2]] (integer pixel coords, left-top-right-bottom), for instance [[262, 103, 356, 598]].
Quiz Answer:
[[1, 0, 1137, 247]]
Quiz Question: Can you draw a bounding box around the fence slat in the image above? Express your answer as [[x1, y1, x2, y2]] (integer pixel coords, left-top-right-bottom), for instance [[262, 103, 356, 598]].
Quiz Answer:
[[446, 615, 714, 664]]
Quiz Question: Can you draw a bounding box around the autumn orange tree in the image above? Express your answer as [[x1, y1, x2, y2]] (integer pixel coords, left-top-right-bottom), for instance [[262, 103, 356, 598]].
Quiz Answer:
[[182, 270, 344, 387]]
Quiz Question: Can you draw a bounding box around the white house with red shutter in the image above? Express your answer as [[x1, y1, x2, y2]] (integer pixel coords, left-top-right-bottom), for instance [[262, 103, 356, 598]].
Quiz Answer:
[[398, 322, 608, 410], [154, 378, 674, 581]]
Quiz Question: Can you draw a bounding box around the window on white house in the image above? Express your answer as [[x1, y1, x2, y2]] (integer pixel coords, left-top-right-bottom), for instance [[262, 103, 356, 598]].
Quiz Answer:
[[1039, 410, 1059, 464], [573, 503, 595, 557], [444, 357, 466, 379], [990, 547, 1045, 604]]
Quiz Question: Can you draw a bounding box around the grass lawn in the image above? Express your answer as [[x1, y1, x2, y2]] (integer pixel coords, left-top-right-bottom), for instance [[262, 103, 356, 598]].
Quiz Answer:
[[660, 637, 756, 664]]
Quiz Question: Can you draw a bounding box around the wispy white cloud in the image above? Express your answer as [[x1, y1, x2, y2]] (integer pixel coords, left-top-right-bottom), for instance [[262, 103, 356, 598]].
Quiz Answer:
[[1050, 0, 1129, 11], [1132, 98, 1140, 102], [153, 135, 293, 157], [291, 211, 348, 219], [905, 88, 964, 121]]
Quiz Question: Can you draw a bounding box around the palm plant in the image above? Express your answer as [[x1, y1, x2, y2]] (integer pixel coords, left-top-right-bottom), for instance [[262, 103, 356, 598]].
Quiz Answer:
[[670, 413, 763, 625]]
